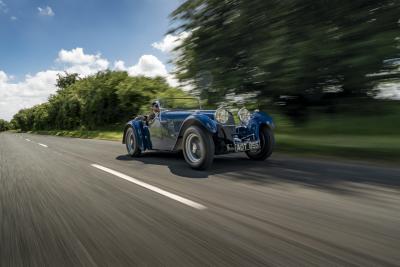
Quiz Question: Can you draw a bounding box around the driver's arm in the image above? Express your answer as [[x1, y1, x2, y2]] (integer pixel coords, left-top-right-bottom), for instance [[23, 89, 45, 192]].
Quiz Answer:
[[147, 112, 157, 124]]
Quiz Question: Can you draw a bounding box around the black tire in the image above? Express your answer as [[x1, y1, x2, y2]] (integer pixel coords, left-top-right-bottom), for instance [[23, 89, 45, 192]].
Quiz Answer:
[[246, 126, 274, 160], [182, 126, 215, 170], [125, 127, 141, 157]]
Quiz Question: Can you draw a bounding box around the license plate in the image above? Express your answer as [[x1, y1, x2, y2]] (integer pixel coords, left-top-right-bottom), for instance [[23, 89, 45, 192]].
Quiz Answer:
[[235, 141, 260, 152]]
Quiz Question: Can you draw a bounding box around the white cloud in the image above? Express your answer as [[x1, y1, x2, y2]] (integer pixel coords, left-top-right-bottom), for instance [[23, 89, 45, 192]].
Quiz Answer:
[[113, 55, 168, 77], [152, 32, 190, 53], [10, 15, 17, 21], [0, 70, 59, 121], [113, 60, 126, 71], [127, 55, 168, 77], [0, 71, 8, 83], [0, 48, 182, 120], [38, 6, 54, 16], [0, 0, 8, 13], [57, 48, 109, 76], [0, 48, 111, 120], [113, 56, 186, 89], [58, 48, 97, 64]]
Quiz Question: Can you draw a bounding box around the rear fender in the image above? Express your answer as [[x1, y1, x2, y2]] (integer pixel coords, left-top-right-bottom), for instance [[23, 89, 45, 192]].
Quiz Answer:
[[122, 120, 151, 151]]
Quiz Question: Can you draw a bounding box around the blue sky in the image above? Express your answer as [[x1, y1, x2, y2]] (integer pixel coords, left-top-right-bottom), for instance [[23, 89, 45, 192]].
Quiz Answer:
[[0, 0, 184, 120], [0, 0, 180, 77]]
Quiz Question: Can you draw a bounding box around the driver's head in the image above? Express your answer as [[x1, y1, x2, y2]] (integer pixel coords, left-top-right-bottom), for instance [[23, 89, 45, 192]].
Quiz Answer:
[[151, 102, 160, 113]]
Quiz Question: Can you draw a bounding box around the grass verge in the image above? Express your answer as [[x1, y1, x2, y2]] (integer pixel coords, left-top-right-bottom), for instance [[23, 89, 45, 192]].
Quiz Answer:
[[275, 134, 400, 163]]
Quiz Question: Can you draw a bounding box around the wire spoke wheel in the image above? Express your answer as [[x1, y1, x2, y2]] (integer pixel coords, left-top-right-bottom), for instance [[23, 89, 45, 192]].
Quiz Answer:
[[183, 126, 214, 170], [125, 127, 141, 157], [185, 133, 202, 163], [126, 129, 135, 153]]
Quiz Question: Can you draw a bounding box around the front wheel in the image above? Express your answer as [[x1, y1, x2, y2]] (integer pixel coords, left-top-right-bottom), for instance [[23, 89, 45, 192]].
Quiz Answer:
[[183, 126, 215, 170], [125, 127, 141, 157], [246, 126, 274, 160]]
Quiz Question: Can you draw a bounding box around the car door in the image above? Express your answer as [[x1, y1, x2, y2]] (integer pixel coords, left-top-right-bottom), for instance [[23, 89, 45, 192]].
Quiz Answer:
[[159, 111, 180, 150], [147, 111, 175, 150]]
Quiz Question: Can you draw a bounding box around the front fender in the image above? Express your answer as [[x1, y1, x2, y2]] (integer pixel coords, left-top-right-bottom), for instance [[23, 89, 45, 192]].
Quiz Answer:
[[247, 112, 275, 139], [173, 114, 218, 150], [180, 114, 218, 135]]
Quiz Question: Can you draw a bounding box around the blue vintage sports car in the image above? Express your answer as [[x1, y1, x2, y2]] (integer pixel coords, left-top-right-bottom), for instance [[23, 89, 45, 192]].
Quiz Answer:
[[123, 98, 275, 170]]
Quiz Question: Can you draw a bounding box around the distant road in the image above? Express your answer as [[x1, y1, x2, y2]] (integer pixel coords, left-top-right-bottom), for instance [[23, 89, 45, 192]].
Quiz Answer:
[[0, 132, 399, 266]]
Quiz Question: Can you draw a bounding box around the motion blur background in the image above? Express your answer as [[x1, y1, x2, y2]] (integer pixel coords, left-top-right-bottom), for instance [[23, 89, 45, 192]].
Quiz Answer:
[[1, 0, 399, 162]]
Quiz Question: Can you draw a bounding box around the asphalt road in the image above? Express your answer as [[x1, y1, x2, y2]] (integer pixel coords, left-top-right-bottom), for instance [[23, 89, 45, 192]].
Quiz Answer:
[[0, 132, 399, 266]]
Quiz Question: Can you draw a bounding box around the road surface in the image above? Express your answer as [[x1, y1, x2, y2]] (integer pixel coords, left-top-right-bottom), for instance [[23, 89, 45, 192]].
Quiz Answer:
[[0, 132, 399, 266]]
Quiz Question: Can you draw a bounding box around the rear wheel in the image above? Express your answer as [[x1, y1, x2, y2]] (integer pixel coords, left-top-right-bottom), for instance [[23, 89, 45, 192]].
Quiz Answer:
[[125, 127, 141, 157], [246, 126, 274, 160], [183, 126, 215, 170]]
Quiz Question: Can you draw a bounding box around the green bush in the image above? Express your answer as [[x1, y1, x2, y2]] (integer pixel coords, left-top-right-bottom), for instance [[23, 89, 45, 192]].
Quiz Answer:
[[11, 71, 192, 131]]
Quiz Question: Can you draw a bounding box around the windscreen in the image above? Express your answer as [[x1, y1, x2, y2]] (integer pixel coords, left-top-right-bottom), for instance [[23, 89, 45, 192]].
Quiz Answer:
[[159, 98, 201, 110]]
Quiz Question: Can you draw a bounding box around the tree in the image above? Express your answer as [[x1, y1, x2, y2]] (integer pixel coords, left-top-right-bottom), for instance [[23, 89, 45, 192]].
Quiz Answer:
[[0, 119, 10, 132], [56, 72, 80, 91], [116, 76, 171, 117], [12, 108, 35, 131], [170, 0, 400, 117], [10, 70, 191, 131]]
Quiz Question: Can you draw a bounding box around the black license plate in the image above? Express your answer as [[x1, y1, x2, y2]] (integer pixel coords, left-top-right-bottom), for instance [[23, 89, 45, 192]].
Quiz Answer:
[[235, 141, 260, 152]]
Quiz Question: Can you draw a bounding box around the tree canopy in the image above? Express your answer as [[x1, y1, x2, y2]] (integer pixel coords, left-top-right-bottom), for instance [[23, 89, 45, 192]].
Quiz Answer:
[[0, 119, 10, 132], [11, 71, 190, 131], [170, 0, 400, 116]]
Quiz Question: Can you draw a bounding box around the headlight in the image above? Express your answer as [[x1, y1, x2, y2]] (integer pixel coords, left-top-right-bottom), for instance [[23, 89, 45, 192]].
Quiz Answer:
[[238, 107, 251, 124], [214, 107, 229, 124]]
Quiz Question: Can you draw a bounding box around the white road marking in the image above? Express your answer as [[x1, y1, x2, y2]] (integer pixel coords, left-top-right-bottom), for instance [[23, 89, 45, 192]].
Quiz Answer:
[[91, 164, 207, 210], [38, 143, 48, 148], [25, 139, 31, 142]]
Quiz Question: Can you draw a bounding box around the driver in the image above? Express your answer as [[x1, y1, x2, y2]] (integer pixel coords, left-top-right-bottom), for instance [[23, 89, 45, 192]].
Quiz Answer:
[[136, 102, 160, 124], [147, 102, 160, 122]]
